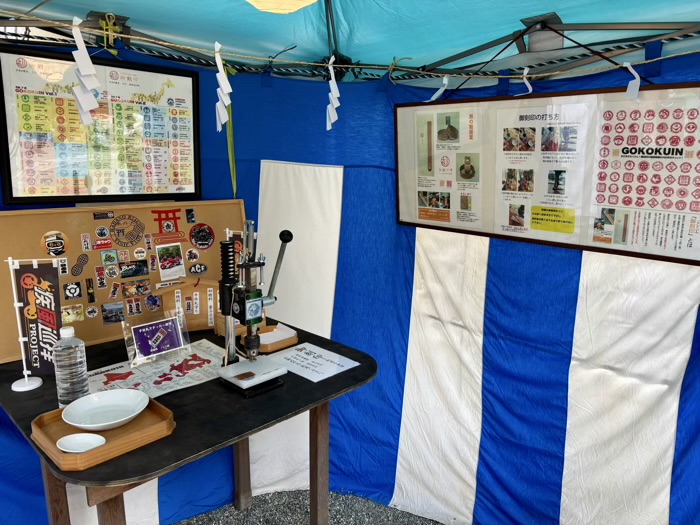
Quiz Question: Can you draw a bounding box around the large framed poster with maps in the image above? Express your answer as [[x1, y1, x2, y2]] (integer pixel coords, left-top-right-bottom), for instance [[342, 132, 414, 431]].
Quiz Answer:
[[0, 46, 200, 205], [395, 84, 700, 265]]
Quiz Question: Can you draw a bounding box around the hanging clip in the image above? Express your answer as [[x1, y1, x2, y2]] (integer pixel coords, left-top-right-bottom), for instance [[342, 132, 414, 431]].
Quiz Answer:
[[624, 61, 640, 99], [426, 75, 449, 102], [514, 67, 532, 97], [326, 55, 341, 131]]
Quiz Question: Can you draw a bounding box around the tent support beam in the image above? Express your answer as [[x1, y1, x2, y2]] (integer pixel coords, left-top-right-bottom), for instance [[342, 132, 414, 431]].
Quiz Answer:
[[543, 23, 656, 84], [548, 22, 700, 31], [129, 29, 216, 66], [423, 26, 543, 72], [442, 23, 542, 98], [0, 19, 101, 28], [532, 23, 700, 76], [326, 0, 340, 54], [423, 20, 700, 73]]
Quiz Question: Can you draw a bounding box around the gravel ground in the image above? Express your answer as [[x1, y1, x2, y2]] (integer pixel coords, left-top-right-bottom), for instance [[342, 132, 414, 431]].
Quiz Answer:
[[177, 490, 440, 525]]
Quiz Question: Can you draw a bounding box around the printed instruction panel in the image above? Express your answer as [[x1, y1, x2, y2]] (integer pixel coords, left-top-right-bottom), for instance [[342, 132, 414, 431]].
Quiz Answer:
[[396, 86, 700, 262], [1, 52, 196, 199]]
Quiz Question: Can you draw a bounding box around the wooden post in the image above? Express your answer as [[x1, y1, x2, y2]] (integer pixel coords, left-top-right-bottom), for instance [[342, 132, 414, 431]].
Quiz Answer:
[[310, 401, 330, 525], [234, 438, 252, 510], [95, 495, 126, 525], [41, 460, 70, 525]]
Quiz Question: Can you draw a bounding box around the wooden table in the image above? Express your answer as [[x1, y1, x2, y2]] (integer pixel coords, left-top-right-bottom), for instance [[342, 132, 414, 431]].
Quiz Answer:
[[0, 327, 377, 525]]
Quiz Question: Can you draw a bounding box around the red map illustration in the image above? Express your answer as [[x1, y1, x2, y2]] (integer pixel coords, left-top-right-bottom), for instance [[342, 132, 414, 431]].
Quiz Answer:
[[152, 353, 212, 385], [103, 371, 135, 386]]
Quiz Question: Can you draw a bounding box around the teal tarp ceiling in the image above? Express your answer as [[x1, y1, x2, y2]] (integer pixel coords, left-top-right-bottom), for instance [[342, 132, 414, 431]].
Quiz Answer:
[[1, 0, 700, 78]]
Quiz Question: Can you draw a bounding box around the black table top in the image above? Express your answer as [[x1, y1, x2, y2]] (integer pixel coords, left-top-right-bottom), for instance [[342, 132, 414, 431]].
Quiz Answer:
[[0, 323, 377, 486]]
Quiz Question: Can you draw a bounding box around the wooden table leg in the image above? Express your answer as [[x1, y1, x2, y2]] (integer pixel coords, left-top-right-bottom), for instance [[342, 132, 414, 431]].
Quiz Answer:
[[234, 438, 252, 510], [86, 483, 140, 525], [41, 460, 70, 525], [95, 495, 126, 525], [310, 401, 330, 525]]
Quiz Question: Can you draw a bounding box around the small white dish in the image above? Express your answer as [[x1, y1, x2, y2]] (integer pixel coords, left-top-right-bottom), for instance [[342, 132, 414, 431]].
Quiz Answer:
[[56, 433, 106, 454], [62, 390, 149, 431]]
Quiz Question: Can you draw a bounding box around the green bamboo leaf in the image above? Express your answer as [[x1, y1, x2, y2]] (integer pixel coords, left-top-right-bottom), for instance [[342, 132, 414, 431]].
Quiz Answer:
[[223, 66, 237, 198], [226, 103, 236, 198]]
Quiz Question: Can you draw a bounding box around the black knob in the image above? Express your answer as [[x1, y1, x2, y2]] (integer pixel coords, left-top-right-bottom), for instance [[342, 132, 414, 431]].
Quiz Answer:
[[279, 230, 293, 243]]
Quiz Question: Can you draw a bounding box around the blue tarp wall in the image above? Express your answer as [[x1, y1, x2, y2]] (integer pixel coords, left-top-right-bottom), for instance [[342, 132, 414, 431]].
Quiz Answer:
[[2, 44, 700, 524]]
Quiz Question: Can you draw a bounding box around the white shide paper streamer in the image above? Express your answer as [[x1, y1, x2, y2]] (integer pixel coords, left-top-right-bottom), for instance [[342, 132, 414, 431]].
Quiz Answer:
[[326, 56, 341, 131], [426, 75, 449, 102], [624, 61, 641, 99], [215, 41, 233, 132], [514, 67, 533, 97], [71, 17, 100, 125]]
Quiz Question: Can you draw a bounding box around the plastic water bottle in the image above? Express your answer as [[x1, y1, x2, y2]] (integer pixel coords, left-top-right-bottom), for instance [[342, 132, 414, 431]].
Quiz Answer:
[[53, 326, 90, 408]]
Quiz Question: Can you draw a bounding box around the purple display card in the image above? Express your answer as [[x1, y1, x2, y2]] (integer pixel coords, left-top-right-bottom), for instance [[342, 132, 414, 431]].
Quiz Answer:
[[131, 317, 184, 359]]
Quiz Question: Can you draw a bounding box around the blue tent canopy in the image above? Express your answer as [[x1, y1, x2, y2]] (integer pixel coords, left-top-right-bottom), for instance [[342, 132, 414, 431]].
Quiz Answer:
[[0, 0, 699, 82]]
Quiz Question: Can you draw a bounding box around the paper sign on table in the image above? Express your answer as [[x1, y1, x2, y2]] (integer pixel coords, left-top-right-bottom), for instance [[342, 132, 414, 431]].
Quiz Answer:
[[270, 342, 359, 382]]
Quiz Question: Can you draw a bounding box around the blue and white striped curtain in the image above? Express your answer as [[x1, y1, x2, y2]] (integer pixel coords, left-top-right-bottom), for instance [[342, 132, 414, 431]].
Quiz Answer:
[[388, 229, 700, 524]]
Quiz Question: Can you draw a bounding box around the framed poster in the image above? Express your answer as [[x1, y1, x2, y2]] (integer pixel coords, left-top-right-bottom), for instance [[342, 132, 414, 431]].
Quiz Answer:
[[0, 45, 201, 205], [395, 84, 700, 265]]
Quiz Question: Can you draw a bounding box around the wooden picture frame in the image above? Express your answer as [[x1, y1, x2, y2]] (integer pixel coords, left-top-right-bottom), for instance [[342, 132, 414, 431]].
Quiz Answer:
[[395, 83, 700, 265]]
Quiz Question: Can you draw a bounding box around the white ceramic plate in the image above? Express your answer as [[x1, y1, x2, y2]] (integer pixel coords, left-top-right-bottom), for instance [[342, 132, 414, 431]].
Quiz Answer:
[[62, 390, 149, 431], [56, 433, 106, 453]]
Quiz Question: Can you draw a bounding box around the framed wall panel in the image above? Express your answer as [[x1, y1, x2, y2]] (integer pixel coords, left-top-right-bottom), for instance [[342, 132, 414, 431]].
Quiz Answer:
[[396, 84, 700, 265], [0, 45, 200, 205]]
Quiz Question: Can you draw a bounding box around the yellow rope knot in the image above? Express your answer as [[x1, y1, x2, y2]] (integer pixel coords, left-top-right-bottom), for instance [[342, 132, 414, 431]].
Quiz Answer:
[[99, 13, 121, 49], [388, 56, 412, 84]]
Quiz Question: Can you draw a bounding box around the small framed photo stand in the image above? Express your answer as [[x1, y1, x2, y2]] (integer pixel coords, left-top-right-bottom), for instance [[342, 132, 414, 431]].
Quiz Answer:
[[122, 308, 190, 367]]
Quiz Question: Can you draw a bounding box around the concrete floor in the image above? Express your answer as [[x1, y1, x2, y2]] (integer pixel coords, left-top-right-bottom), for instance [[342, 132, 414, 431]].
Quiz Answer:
[[177, 490, 440, 525]]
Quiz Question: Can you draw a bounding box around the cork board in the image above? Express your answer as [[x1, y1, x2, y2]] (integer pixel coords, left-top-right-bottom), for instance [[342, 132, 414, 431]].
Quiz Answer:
[[0, 200, 245, 364]]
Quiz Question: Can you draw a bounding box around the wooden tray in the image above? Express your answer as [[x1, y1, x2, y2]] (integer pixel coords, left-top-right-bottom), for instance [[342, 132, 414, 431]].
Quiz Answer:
[[31, 398, 175, 472]]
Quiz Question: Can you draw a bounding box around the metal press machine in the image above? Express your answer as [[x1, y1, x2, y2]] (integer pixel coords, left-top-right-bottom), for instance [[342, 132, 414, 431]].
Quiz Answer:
[[219, 220, 293, 365]]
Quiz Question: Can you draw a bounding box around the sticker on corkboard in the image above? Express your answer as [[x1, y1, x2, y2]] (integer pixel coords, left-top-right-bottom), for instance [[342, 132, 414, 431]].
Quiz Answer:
[[110, 214, 146, 248], [102, 302, 125, 324], [144, 295, 162, 311], [156, 243, 186, 281], [41, 231, 68, 256], [189, 223, 215, 250], [120, 260, 149, 279], [122, 279, 151, 298], [63, 282, 82, 300], [189, 263, 207, 276], [61, 304, 84, 324], [100, 250, 118, 266], [105, 265, 119, 279], [71, 254, 89, 277]]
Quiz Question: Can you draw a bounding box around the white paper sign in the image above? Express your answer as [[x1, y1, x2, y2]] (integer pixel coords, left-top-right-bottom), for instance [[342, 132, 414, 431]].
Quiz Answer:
[[271, 342, 359, 382]]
